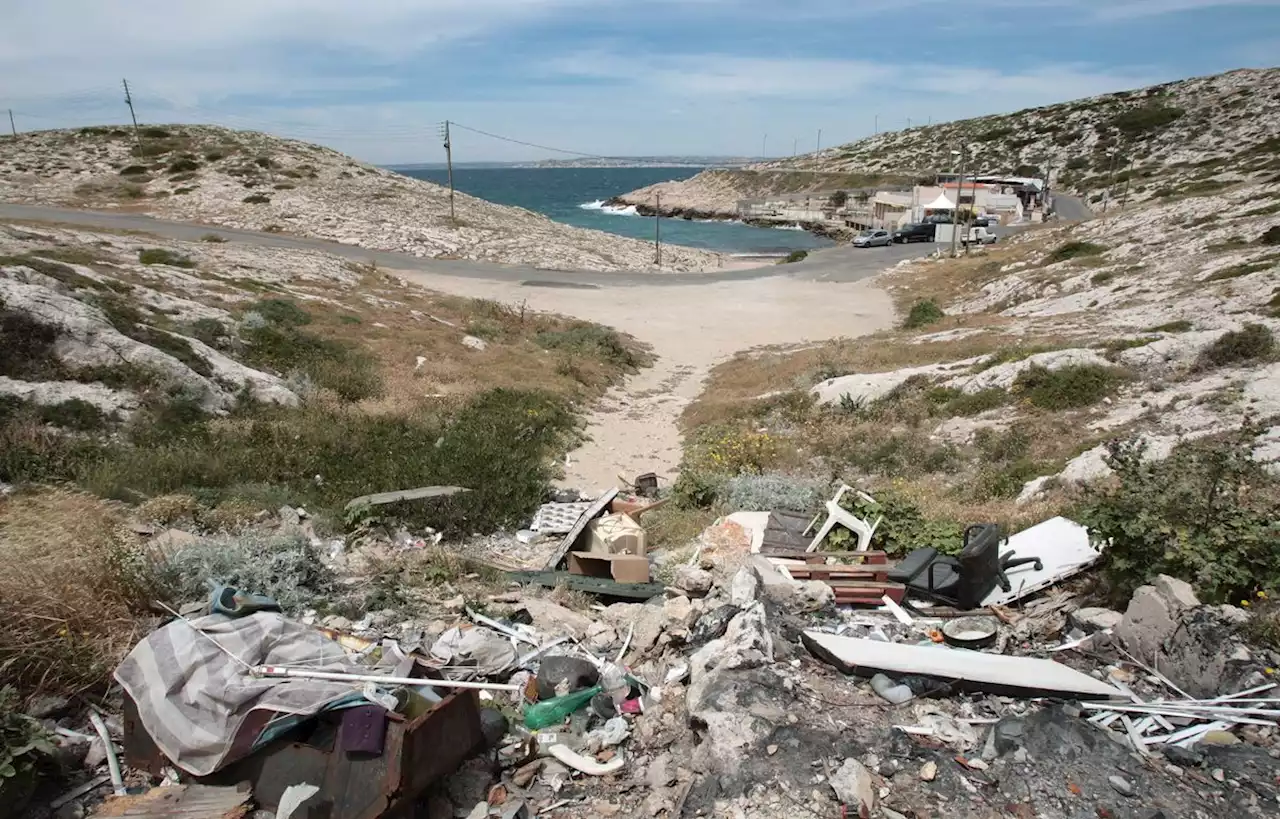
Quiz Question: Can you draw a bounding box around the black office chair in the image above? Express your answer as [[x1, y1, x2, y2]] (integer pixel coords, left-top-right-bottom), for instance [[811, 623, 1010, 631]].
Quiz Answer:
[[887, 524, 1042, 609]]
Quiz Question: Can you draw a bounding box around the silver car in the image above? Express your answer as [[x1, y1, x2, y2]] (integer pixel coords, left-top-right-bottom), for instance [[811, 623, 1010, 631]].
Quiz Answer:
[[852, 228, 892, 248]]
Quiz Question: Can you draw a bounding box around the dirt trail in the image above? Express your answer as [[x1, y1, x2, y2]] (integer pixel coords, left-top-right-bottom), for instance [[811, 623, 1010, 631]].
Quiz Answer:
[[392, 268, 896, 493]]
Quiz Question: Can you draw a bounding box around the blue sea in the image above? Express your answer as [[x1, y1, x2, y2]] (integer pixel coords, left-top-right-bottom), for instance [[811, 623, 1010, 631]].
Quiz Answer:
[[397, 166, 833, 256]]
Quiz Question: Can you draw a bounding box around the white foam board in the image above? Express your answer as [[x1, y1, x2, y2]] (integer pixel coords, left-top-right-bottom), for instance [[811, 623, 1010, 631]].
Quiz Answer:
[[804, 631, 1122, 699], [981, 517, 1102, 607]]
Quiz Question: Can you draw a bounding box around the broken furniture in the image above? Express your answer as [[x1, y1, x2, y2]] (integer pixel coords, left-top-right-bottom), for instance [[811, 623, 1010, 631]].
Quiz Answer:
[[887, 524, 1042, 609], [122, 688, 484, 819], [980, 517, 1100, 607], [775, 551, 906, 604], [566, 551, 651, 584], [805, 484, 882, 553], [803, 632, 1123, 699]]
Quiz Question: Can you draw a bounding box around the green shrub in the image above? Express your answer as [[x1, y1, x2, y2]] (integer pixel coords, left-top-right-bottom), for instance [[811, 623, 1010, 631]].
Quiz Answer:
[[119, 164, 149, 176], [1091, 271, 1114, 285], [0, 254, 99, 290], [38, 399, 110, 431], [168, 158, 200, 174], [837, 490, 964, 556], [188, 318, 228, 347], [534, 323, 643, 371], [1207, 260, 1273, 280], [1261, 226, 1280, 246], [1013, 363, 1124, 409], [1144, 319, 1193, 333], [1197, 323, 1275, 369], [240, 319, 380, 402], [0, 307, 61, 380], [199, 233, 226, 243], [155, 532, 335, 612], [1082, 424, 1280, 604], [0, 685, 56, 810], [1110, 104, 1185, 138], [138, 248, 195, 268], [251, 298, 312, 327], [780, 250, 809, 264], [1047, 241, 1106, 263], [242, 193, 271, 204], [140, 127, 171, 139], [943, 387, 1009, 417], [903, 298, 945, 329]]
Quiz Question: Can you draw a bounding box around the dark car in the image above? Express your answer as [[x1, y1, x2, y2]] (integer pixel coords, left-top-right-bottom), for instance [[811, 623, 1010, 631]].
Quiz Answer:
[[893, 223, 936, 243]]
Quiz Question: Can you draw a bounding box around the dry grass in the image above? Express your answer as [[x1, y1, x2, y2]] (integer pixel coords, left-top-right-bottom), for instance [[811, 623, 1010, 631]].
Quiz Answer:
[[0, 490, 153, 700]]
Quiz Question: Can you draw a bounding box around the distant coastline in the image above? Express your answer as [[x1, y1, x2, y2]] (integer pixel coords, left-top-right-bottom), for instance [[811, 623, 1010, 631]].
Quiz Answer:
[[387, 156, 751, 172]]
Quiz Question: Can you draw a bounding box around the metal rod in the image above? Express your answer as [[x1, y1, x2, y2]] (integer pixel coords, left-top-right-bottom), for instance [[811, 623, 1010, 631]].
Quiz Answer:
[[254, 665, 521, 692]]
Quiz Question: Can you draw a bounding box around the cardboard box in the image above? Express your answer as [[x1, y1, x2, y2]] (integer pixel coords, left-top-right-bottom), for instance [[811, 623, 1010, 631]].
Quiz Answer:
[[586, 513, 647, 556], [567, 551, 651, 584]]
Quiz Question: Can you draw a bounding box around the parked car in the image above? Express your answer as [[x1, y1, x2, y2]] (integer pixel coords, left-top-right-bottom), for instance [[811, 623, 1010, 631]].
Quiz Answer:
[[893, 223, 936, 243], [973, 216, 997, 227], [960, 226, 999, 246], [852, 229, 892, 248]]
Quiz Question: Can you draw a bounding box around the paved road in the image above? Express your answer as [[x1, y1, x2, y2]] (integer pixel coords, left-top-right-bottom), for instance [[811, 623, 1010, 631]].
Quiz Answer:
[[0, 203, 935, 288], [1051, 193, 1093, 222]]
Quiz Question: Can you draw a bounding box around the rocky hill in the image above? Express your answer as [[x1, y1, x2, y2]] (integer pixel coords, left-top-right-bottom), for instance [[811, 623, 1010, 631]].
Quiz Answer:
[[0, 125, 723, 272], [618, 67, 1280, 217]]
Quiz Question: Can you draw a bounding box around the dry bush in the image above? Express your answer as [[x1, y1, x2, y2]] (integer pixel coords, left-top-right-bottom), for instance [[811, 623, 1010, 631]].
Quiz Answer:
[[0, 490, 153, 700]]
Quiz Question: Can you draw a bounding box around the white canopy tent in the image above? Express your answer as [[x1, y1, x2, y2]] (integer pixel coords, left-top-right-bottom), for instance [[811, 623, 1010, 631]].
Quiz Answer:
[[925, 193, 956, 210]]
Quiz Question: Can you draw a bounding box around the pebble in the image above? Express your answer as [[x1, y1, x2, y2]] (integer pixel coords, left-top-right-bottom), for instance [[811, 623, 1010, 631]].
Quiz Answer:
[[920, 761, 938, 782], [767, 745, 778, 756], [1109, 775, 1135, 797], [1211, 769, 1225, 782]]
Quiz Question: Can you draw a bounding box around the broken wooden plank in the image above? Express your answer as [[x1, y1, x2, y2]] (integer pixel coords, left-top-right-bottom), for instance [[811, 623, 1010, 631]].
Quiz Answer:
[[804, 631, 1123, 699], [508, 569, 663, 600], [344, 485, 470, 512]]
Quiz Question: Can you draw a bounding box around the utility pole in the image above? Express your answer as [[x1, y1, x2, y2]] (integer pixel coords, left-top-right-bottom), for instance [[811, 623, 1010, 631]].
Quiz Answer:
[[907, 117, 912, 129], [874, 114, 879, 135], [793, 137, 797, 157], [122, 79, 139, 142], [1101, 148, 1118, 216], [816, 129, 822, 153], [654, 192, 662, 267], [1120, 155, 1136, 209], [7, 109, 15, 138], [439, 120, 455, 224], [762, 134, 768, 160], [951, 146, 965, 259]]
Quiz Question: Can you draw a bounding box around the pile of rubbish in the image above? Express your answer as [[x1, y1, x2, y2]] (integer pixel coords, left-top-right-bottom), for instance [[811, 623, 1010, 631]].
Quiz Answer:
[[22, 479, 1280, 819]]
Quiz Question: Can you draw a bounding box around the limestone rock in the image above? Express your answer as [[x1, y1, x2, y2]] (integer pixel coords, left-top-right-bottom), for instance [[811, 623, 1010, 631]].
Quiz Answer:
[[1153, 575, 1200, 610], [521, 598, 595, 637], [1069, 607, 1124, 634], [829, 758, 876, 814], [462, 335, 488, 351], [674, 565, 713, 596], [1115, 585, 1179, 665]]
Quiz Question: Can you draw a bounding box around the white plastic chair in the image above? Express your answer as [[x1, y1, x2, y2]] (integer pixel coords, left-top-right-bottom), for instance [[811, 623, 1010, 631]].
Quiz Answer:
[[805, 484, 882, 552]]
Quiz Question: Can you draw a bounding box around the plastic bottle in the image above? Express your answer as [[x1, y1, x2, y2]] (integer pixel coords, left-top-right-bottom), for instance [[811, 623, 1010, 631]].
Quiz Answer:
[[523, 684, 603, 729], [870, 673, 914, 705]]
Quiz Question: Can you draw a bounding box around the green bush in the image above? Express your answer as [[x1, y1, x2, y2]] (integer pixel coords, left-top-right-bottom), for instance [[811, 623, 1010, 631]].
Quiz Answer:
[[38, 399, 110, 431], [780, 250, 809, 264], [0, 307, 63, 381], [903, 298, 945, 329], [241, 324, 381, 401], [242, 193, 271, 204], [168, 158, 200, 174], [138, 248, 195, 268], [1197, 323, 1275, 369], [1261, 226, 1280, 246], [1013, 363, 1124, 409], [119, 164, 149, 176], [0, 685, 56, 811], [836, 490, 964, 556], [534, 323, 643, 371], [154, 532, 335, 612], [943, 388, 1009, 417], [199, 234, 227, 243], [1144, 319, 1193, 333], [251, 298, 312, 327], [1110, 104, 1185, 138], [1082, 424, 1280, 604], [188, 318, 228, 347], [1047, 241, 1106, 263]]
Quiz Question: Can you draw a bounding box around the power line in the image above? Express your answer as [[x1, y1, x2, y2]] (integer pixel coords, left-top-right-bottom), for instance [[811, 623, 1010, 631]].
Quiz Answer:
[[448, 121, 616, 160]]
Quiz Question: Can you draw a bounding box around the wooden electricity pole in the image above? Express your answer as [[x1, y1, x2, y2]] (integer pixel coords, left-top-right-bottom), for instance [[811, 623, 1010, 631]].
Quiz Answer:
[[7, 109, 16, 138], [122, 79, 140, 142], [654, 192, 662, 267], [440, 120, 455, 223], [816, 128, 822, 153]]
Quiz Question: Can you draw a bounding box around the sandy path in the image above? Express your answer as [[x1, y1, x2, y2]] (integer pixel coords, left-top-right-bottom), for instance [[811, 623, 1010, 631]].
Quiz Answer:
[[392, 269, 895, 493]]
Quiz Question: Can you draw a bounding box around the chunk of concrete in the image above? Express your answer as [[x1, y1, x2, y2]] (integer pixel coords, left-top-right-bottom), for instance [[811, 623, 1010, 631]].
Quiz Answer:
[[663, 595, 698, 630], [1115, 585, 1177, 665], [1069, 606, 1124, 634], [1154, 574, 1200, 611], [521, 598, 596, 637], [674, 565, 713, 596], [829, 758, 876, 814]]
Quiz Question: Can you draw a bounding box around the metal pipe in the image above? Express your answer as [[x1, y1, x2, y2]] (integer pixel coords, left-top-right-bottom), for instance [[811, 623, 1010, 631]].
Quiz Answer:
[[88, 711, 126, 796], [253, 665, 521, 692]]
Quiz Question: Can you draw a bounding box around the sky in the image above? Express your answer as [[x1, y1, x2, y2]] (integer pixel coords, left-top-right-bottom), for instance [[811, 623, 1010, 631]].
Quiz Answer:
[[1, 1, 1278, 164]]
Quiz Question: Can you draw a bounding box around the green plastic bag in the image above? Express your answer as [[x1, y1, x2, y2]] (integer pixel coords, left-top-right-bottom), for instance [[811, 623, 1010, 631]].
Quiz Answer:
[[523, 684, 602, 729]]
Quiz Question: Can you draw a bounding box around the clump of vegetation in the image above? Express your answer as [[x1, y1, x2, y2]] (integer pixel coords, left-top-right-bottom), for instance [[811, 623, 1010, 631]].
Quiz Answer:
[[780, 250, 809, 264], [0, 490, 152, 698], [38, 399, 110, 431], [251, 298, 312, 327], [1144, 319, 1193, 333], [168, 158, 200, 174], [534, 323, 644, 371], [154, 532, 335, 612], [833, 490, 964, 556], [1091, 271, 1114, 285], [0, 686, 56, 811], [118, 164, 149, 176], [1110, 103, 1185, 138], [1047, 241, 1106, 264], [1207, 259, 1274, 281], [1013, 363, 1125, 409], [902, 298, 945, 329], [828, 191, 849, 208], [1082, 423, 1280, 604], [672, 426, 780, 508], [240, 306, 380, 401], [199, 233, 226, 243], [1196, 323, 1275, 369], [944, 387, 1009, 417], [242, 193, 271, 204], [1261, 226, 1280, 246], [138, 247, 196, 268], [721, 473, 826, 513]]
